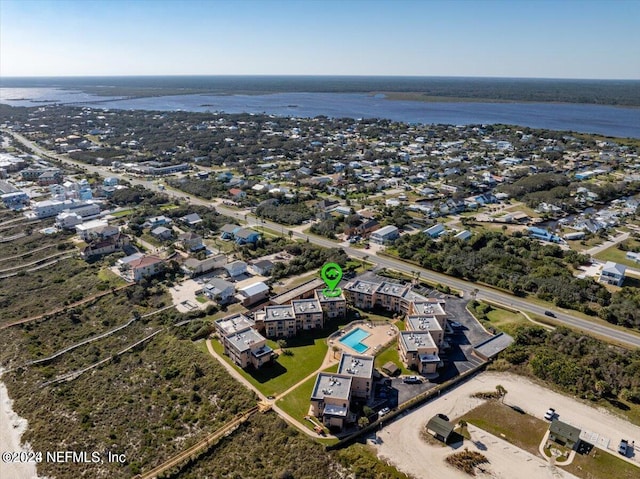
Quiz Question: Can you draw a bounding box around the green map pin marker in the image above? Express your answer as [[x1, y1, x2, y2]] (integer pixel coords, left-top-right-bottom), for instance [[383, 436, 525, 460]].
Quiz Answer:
[[321, 262, 343, 297]]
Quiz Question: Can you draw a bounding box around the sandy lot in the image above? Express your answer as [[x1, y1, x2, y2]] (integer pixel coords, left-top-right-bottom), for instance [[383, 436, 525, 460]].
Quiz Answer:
[[375, 372, 640, 478], [0, 372, 38, 479]]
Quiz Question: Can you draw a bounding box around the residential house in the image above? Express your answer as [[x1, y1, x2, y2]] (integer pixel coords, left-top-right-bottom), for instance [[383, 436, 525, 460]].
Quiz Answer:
[[370, 225, 399, 245], [214, 313, 255, 338], [178, 232, 204, 252], [143, 215, 171, 229], [180, 254, 226, 277], [234, 228, 260, 245], [309, 373, 353, 429], [528, 227, 562, 243], [151, 226, 173, 241], [121, 255, 164, 282], [599, 261, 626, 286], [180, 213, 202, 226], [220, 223, 239, 240], [225, 260, 247, 278], [424, 224, 445, 238], [250, 259, 274, 276], [81, 233, 129, 260], [549, 420, 582, 450], [203, 278, 236, 304], [228, 188, 246, 200]]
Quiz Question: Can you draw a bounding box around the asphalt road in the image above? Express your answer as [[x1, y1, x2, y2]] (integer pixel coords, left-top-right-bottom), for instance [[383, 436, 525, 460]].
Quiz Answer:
[[6, 130, 640, 349]]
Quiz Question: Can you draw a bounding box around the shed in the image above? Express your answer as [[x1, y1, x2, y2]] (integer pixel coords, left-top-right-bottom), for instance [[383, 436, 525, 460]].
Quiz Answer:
[[382, 361, 400, 376], [426, 416, 454, 443], [549, 419, 581, 450]]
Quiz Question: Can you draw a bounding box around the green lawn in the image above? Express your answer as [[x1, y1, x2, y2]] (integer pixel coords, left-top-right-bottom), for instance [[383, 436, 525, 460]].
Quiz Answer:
[[481, 304, 530, 336], [210, 334, 328, 397], [595, 240, 640, 269], [277, 363, 339, 433], [461, 401, 638, 479], [374, 343, 412, 376], [460, 401, 549, 455], [110, 209, 134, 218]]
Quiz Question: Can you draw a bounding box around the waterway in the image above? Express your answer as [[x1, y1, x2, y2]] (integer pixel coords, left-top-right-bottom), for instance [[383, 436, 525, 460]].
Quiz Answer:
[[2, 87, 639, 138]]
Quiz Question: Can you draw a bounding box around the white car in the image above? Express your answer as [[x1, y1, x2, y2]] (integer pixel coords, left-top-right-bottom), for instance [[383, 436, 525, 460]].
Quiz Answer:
[[378, 407, 390, 417], [544, 408, 556, 421]]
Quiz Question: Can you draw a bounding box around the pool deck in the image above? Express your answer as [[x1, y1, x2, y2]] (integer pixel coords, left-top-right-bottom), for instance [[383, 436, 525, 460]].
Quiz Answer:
[[331, 321, 398, 356]]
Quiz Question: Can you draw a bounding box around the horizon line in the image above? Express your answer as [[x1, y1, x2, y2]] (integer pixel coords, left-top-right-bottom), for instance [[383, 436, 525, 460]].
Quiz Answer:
[[1, 74, 639, 82]]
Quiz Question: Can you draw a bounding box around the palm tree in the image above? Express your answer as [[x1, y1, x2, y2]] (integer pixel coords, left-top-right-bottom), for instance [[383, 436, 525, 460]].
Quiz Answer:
[[496, 384, 507, 403]]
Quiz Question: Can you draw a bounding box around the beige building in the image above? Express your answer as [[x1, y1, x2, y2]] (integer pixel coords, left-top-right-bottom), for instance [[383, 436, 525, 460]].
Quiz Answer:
[[256, 305, 297, 338], [291, 298, 324, 330], [398, 331, 440, 374], [222, 327, 274, 369], [406, 315, 444, 347], [337, 353, 374, 400], [315, 289, 347, 319], [310, 373, 353, 429]]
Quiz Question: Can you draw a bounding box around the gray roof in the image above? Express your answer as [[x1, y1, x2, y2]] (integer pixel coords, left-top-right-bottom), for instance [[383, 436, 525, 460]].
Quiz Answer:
[[345, 279, 380, 295], [426, 416, 454, 440], [602, 261, 626, 276], [215, 314, 254, 336], [311, 373, 352, 401], [406, 315, 442, 333], [238, 281, 269, 297], [400, 331, 437, 353], [549, 420, 581, 442], [372, 225, 399, 237], [411, 301, 446, 316], [323, 404, 349, 417], [226, 328, 266, 353], [376, 282, 409, 298], [291, 298, 322, 315], [338, 353, 374, 379], [264, 305, 295, 322], [315, 289, 346, 303]]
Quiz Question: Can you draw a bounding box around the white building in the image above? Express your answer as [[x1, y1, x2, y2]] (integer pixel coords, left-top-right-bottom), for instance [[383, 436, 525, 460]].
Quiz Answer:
[[370, 225, 399, 244], [599, 261, 626, 287]]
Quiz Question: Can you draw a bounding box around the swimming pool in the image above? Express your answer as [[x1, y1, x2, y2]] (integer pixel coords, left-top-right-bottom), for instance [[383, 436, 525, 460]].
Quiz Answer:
[[339, 327, 370, 353]]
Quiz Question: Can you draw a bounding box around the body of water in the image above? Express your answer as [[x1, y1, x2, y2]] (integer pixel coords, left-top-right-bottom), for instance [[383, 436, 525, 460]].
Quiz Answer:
[[340, 328, 370, 354], [2, 87, 639, 138]]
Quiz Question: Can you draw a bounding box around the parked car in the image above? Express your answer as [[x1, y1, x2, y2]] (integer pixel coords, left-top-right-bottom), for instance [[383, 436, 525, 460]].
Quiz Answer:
[[403, 376, 422, 384], [618, 439, 628, 456], [449, 321, 462, 329], [544, 408, 556, 420], [436, 413, 450, 421], [378, 407, 391, 418], [544, 311, 556, 317]]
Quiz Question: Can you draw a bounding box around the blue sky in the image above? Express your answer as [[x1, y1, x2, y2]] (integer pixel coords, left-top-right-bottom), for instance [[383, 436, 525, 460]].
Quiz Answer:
[[1, 0, 639, 79]]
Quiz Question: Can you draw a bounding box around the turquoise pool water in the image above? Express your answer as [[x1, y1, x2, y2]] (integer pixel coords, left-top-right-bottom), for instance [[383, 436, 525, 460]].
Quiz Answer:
[[339, 328, 370, 353]]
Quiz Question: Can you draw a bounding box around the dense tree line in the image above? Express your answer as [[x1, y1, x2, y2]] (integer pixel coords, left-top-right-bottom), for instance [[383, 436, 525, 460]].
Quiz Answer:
[[503, 325, 640, 404], [394, 230, 640, 330], [271, 243, 348, 280], [256, 200, 313, 225]]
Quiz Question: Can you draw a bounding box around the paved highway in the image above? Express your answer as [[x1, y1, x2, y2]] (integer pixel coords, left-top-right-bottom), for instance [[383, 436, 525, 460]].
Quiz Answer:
[[6, 130, 640, 349]]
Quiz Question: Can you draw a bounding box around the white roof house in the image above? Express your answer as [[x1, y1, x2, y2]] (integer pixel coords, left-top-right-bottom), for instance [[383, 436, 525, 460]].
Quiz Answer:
[[599, 261, 626, 287], [370, 225, 399, 244]]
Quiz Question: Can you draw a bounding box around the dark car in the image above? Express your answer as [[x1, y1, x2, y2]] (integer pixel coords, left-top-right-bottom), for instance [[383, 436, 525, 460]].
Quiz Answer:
[[544, 311, 556, 318]]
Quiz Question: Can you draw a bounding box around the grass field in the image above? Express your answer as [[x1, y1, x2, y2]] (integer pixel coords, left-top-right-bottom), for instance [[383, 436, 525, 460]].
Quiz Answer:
[[374, 343, 412, 376], [595, 240, 640, 269], [461, 400, 639, 479], [470, 303, 531, 336], [210, 333, 328, 397]]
